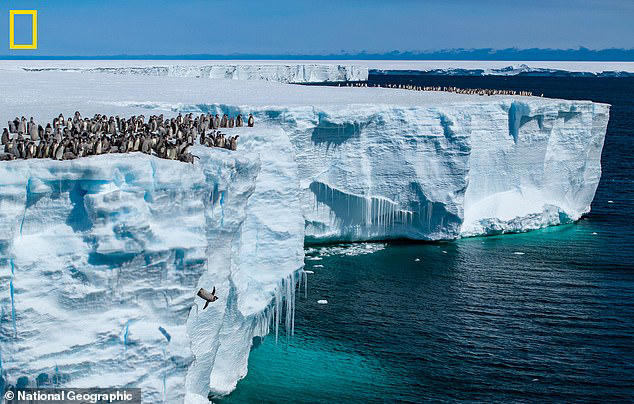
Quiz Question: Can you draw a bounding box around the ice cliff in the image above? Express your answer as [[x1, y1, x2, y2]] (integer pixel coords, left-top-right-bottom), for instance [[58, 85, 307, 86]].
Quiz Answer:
[[0, 93, 609, 402], [0, 129, 305, 402], [221, 98, 606, 241], [21, 64, 368, 84]]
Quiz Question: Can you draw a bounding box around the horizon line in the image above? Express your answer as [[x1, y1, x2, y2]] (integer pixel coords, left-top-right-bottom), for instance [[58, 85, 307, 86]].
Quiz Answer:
[[2, 48, 634, 62]]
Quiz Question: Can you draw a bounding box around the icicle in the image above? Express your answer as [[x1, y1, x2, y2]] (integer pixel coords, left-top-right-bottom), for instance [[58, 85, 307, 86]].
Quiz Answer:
[[274, 287, 280, 342], [253, 268, 305, 344], [291, 280, 296, 336]]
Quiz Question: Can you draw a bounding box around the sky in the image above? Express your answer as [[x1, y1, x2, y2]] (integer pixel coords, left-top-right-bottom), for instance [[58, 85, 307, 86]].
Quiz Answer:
[[2, 0, 634, 56]]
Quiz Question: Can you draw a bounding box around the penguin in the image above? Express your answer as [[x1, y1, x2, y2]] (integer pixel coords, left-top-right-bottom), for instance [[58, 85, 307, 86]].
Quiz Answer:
[[178, 142, 190, 158], [168, 146, 177, 160], [43, 141, 52, 158], [5, 139, 14, 154], [43, 142, 52, 159], [1, 128, 9, 145], [199, 117, 209, 133], [9, 141, 18, 158], [197, 287, 218, 309], [229, 135, 239, 151], [247, 114, 254, 127], [181, 152, 198, 164], [17, 142, 25, 159], [63, 150, 77, 160], [29, 120, 40, 141], [141, 137, 151, 154], [236, 114, 243, 127], [18, 117, 27, 134], [37, 142, 45, 158], [25, 142, 36, 159], [54, 144, 65, 160]]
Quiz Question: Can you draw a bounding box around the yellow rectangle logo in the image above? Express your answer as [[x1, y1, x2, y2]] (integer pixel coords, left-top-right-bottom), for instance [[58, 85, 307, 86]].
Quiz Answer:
[[10, 10, 38, 49]]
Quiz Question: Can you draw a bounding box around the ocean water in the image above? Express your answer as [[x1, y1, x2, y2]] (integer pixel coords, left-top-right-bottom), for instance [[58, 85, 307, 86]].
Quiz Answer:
[[222, 75, 634, 403]]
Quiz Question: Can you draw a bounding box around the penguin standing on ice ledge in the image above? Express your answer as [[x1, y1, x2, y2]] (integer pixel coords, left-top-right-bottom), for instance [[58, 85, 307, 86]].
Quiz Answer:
[[197, 287, 218, 309]]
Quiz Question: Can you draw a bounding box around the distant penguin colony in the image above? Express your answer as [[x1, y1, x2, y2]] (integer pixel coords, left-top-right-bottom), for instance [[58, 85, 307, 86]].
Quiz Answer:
[[1, 112, 256, 162], [340, 82, 536, 97]]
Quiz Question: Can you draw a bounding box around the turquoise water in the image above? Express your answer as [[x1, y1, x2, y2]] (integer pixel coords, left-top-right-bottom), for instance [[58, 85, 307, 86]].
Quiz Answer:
[[223, 222, 633, 402], [223, 76, 634, 402]]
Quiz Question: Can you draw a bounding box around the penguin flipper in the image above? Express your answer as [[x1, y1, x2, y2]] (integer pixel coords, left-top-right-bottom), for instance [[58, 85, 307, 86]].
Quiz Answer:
[[212, 286, 215, 295], [203, 301, 210, 310]]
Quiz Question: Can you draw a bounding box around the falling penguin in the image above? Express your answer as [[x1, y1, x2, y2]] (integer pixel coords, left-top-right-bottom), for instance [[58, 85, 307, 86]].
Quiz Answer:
[[197, 287, 218, 309]]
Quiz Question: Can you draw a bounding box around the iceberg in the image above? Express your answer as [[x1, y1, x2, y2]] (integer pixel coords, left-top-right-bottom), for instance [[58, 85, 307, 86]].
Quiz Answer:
[[17, 62, 368, 84], [0, 67, 609, 402]]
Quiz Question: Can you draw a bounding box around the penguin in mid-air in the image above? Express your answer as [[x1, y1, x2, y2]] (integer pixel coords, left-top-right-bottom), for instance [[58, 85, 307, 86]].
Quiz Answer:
[[197, 287, 218, 309]]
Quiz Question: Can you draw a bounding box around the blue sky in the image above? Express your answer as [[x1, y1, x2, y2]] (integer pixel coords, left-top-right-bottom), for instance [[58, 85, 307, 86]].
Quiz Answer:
[[2, 0, 633, 56]]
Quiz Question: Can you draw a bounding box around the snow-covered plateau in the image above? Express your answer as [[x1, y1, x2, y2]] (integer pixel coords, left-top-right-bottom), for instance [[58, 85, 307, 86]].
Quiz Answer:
[[0, 67, 609, 402]]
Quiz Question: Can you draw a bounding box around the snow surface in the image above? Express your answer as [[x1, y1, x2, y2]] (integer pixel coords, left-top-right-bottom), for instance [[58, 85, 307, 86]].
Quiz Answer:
[[0, 67, 609, 402]]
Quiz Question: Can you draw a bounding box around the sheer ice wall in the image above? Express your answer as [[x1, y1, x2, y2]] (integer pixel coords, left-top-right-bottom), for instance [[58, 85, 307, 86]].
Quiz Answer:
[[20, 64, 368, 84], [0, 129, 305, 402], [226, 99, 607, 241], [0, 148, 256, 402]]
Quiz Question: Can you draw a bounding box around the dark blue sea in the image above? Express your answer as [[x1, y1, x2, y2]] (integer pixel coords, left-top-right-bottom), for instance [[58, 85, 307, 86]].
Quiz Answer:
[[222, 75, 634, 403]]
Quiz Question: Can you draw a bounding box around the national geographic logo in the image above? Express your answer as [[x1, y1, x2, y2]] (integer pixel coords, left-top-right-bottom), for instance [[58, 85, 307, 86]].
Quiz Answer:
[[3, 388, 142, 403], [9, 9, 37, 49]]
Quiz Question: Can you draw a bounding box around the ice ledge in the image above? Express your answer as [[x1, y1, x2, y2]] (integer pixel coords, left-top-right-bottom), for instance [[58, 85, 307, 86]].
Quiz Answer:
[[224, 99, 608, 242], [21, 64, 369, 84]]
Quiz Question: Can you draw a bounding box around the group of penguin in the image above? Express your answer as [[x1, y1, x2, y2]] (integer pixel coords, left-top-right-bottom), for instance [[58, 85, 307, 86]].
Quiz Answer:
[[1, 111, 255, 163], [340, 82, 536, 97]]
